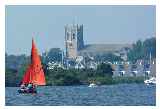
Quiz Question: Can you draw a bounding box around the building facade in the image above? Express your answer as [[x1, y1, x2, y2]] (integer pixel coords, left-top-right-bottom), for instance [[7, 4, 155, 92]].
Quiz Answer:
[[65, 24, 84, 59]]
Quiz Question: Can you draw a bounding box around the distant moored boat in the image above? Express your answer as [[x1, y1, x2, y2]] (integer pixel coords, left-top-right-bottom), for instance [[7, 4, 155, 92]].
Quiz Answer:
[[144, 77, 156, 85]]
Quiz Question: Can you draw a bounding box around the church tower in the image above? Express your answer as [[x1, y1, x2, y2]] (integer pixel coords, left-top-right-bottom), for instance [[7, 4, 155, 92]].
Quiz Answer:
[[65, 24, 84, 59]]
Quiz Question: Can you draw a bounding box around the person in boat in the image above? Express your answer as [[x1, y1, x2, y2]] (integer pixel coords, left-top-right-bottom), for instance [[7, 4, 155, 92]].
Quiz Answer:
[[26, 83, 36, 92], [27, 83, 33, 90], [20, 84, 26, 91]]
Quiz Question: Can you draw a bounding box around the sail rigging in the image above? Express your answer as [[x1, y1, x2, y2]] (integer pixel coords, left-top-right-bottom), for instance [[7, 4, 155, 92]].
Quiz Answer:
[[21, 38, 46, 85]]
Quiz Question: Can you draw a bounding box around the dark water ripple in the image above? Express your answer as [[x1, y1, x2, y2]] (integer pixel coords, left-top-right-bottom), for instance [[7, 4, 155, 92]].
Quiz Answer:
[[5, 83, 156, 106]]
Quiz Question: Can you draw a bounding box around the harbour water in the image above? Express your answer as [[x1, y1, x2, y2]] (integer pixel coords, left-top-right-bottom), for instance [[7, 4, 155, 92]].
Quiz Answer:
[[6, 83, 155, 106]]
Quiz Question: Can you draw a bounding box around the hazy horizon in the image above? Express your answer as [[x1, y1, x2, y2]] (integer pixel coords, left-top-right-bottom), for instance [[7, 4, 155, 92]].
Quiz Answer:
[[6, 5, 155, 55]]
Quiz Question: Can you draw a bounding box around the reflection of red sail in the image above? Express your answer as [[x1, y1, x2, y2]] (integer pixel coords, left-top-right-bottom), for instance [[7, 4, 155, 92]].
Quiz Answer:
[[21, 38, 46, 85]]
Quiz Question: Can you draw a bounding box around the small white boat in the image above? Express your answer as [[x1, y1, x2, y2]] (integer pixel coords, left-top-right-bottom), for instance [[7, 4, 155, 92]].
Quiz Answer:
[[88, 83, 97, 87], [144, 77, 156, 85]]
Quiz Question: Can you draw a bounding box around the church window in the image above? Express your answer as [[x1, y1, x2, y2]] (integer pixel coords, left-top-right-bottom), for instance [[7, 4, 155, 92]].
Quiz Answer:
[[69, 43, 73, 46], [73, 33, 75, 39], [67, 32, 70, 40]]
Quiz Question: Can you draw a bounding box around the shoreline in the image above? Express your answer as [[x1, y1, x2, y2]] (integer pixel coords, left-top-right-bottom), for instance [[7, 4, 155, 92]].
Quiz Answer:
[[6, 77, 146, 87]]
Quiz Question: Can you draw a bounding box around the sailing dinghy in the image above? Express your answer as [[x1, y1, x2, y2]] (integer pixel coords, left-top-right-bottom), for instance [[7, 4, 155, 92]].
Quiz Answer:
[[18, 38, 46, 94]]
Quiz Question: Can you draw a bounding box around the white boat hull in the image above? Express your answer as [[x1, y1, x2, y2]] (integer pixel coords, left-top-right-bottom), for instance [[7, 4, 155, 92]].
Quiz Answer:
[[144, 77, 156, 85], [88, 83, 97, 87]]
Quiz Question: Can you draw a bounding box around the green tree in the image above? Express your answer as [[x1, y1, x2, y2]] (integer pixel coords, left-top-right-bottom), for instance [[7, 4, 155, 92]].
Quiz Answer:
[[5, 68, 19, 86], [97, 63, 114, 77], [143, 37, 156, 59], [127, 37, 156, 61]]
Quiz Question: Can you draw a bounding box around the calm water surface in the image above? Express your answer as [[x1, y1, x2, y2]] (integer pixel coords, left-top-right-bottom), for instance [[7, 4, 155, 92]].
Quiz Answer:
[[6, 83, 155, 106]]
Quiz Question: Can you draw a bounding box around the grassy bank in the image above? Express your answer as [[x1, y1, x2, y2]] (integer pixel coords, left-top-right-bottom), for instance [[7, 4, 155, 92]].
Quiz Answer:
[[112, 76, 145, 84]]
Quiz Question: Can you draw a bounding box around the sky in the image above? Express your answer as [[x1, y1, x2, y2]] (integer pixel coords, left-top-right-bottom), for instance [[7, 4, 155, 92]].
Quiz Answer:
[[5, 5, 155, 55]]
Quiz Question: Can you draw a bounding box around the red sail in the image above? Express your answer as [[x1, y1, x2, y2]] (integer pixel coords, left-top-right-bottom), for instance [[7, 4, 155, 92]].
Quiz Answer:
[[21, 38, 46, 85]]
